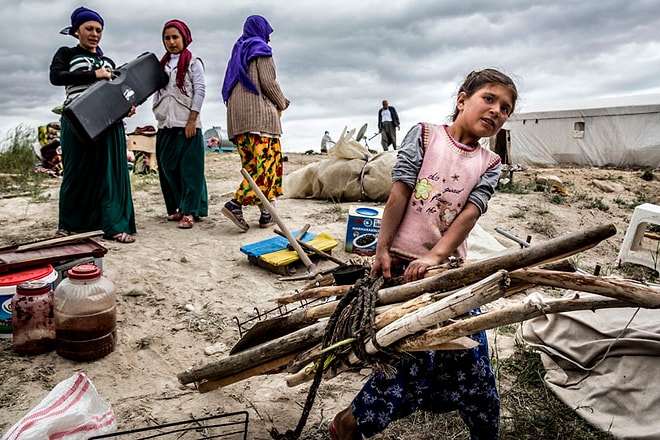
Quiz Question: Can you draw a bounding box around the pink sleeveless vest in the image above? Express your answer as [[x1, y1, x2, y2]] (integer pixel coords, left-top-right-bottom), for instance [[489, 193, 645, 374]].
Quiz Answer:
[[390, 123, 500, 261]]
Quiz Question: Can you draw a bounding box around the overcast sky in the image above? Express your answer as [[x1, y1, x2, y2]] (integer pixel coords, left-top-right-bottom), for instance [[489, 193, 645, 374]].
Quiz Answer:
[[1, 0, 660, 152]]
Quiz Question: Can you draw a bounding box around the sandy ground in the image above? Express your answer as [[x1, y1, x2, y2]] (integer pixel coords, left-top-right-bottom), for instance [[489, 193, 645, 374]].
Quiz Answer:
[[1, 151, 658, 439]]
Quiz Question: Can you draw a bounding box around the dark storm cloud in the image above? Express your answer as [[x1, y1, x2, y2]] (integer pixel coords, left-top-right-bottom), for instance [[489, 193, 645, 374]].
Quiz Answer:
[[1, 0, 659, 151]]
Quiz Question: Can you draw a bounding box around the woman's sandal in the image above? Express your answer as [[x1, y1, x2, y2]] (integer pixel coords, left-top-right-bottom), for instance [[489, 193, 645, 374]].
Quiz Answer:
[[103, 232, 136, 244], [178, 215, 194, 229], [167, 212, 183, 221], [54, 229, 72, 238]]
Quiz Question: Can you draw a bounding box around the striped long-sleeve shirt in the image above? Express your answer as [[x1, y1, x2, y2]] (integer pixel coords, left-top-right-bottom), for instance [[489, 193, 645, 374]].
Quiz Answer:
[[50, 46, 115, 105]]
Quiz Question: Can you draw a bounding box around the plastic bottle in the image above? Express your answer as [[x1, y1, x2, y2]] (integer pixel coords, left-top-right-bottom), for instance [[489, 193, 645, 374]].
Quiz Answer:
[[54, 263, 117, 361], [12, 280, 55, 355]]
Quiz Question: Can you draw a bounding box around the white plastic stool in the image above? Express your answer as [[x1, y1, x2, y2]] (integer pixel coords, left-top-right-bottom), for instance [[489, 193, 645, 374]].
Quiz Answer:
[[616, 203, 660, 271]]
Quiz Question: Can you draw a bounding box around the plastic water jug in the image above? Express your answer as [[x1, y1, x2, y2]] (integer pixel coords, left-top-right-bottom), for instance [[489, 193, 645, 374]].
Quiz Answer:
[[54, 263, 116, 361]]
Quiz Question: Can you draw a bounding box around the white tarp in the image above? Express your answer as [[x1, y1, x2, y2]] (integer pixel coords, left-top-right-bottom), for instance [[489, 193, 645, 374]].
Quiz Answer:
[[520, 295, 660, 439], [506, 95, 660, 168]]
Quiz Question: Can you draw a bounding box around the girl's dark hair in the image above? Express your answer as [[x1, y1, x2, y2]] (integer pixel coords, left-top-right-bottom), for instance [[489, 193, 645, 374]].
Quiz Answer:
[[451, 68, 518, 121]]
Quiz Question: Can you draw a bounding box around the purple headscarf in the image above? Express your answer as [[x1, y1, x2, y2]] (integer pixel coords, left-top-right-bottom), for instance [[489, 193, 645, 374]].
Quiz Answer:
[[221, 15, 274, 103], [59, 6, 105, 55]]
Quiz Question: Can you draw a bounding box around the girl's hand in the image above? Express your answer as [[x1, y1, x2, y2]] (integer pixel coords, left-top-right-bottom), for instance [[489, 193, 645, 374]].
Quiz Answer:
[[402, 255, 437, 283], [370, 250, 393, 280], [95, 67, 113, 80], [126, 106, 136, 118], [184, 120, 196, 138]]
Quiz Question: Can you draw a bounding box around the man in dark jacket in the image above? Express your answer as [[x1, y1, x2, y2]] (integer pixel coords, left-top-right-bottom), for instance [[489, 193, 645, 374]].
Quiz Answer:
[[377, 100, 400, 151]]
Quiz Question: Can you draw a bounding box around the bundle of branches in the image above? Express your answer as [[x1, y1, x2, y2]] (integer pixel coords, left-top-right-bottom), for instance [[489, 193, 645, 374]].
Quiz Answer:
[[176, 223, 660, 392]]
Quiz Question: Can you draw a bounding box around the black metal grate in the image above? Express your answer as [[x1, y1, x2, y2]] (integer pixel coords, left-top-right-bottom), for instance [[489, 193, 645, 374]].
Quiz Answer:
[[88, 411, 249, 439], [232, 296, 331, 339]]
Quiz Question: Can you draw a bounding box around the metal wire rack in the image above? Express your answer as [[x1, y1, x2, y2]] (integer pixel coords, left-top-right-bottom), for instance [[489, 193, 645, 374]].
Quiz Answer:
[[232, 296, 332, 339], [88, 411, 249, 439]]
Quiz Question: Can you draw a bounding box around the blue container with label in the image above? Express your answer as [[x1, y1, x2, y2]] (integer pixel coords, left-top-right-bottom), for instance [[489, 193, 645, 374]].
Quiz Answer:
[[345, 206, 383, 256]]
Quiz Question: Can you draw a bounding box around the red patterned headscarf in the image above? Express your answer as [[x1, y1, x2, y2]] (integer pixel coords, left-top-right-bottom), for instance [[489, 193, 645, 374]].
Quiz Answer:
[[160, 19, 193, 95]]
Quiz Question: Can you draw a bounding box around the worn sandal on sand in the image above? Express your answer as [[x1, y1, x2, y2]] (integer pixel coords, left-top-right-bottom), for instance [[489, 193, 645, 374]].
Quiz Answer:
[[54, 229, 72, 238], [167, 212, 183, 221], [178, 215, 194, 229], [103, 232, 136, 244]]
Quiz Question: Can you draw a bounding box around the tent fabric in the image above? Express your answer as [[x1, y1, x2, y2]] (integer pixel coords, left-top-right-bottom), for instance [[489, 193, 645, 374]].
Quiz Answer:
[[519, 295, 660, 439], [283, 127, 397, 202], [505, 96, 660, 168]]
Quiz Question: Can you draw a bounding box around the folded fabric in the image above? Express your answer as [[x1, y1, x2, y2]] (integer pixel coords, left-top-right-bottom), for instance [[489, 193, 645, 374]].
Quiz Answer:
[[1, 372, 116, 440]]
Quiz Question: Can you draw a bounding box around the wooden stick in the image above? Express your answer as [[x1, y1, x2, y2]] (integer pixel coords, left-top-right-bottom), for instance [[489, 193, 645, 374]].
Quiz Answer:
[[178, 320, 327, 385], [397, 294, 633, 352], [508, 268, 660, 308], [16, 230, 104, 252], [274, 228, 347, 266], [285, 295, 631, 387], [288, 224, 310, 250], [176, 226, 614, 388], [240, 168, 316, 272], [276, 285, 352, 305], [197, 353, 298, 393], [284, 337, 479, 387], [365, 270, 508, 353], [377, 223, 616, 305]]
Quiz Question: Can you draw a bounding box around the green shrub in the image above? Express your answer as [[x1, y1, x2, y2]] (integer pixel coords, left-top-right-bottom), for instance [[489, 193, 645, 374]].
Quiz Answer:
[[0, 124, 45, 193]]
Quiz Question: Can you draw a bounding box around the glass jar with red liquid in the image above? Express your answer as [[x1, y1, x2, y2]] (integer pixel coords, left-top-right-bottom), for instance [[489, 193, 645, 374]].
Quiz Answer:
[[12, 280, 55, 355]]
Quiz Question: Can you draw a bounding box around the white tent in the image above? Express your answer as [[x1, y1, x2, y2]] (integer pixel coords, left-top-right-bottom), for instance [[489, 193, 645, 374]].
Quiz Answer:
[[501, 94, 660, 168]]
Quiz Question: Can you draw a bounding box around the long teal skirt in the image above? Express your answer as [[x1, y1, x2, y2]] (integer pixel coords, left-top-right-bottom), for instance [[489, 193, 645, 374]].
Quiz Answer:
[[58, 119, 136, 236], [155, 127, 208, 218]]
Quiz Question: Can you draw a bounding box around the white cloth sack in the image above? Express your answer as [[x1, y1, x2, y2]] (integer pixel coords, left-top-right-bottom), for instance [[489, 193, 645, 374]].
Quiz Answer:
[[284, 127, 396, 202], [2, 372, 116, 440]]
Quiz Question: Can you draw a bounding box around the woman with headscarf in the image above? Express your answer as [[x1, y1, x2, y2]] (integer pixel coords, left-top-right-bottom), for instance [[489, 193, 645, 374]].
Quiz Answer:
[[49, 6, 137, 243], [152, 19, 208, 229], [220, 15, 290, 232]]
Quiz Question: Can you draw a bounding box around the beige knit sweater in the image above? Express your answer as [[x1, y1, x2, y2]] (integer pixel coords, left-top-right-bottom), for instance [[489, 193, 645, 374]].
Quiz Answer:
[[226, 56, 289, 140]]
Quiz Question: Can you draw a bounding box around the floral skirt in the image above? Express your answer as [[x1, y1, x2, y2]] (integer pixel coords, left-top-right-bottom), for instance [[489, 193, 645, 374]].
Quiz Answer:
[[351, 311, 500, 439], [233, 133, 283, 205]]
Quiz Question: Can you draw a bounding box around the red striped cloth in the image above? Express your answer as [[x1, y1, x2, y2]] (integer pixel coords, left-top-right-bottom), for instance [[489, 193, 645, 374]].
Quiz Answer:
[[2, 372, 116, 440]]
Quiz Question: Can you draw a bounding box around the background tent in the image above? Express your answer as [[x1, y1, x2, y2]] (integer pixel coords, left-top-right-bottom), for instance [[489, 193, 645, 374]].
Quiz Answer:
[[499, 94, 660, 168]]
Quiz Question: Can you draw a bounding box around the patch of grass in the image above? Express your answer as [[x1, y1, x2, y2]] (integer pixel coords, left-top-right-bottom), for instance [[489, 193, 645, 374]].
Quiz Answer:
[[326, 197, 345, 221], [508, 210, 526, 219], [613, 196, 638, 210], [0, 124, 46, 196], [581, 196, 610, 212], [529, 217, 557, 238], [547, 193, 565, 205], [497, 179, 537, 194], [641, 169, 654, 181], [534, 206, 551, 216]]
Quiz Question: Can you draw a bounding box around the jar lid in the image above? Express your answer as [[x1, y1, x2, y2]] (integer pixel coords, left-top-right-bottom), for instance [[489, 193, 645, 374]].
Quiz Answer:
[[16, 280, 52, 295], [0, 265, 54, 287], [68, 263, 101, 280]]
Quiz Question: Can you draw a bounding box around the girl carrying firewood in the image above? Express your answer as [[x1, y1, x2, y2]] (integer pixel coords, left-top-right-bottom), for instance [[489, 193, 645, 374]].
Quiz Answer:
[[331, 68, 518, 440]]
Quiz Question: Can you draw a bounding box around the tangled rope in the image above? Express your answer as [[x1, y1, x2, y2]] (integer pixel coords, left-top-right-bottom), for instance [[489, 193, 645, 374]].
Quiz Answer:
[[270, 274, 395, 439]]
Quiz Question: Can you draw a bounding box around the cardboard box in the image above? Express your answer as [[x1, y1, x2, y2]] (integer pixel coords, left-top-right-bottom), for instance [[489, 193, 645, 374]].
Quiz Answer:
[[345, 206, 383, 256]]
